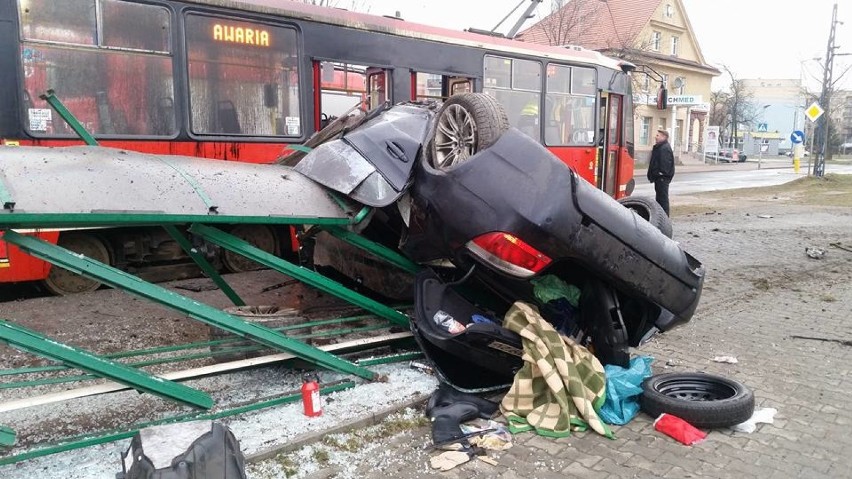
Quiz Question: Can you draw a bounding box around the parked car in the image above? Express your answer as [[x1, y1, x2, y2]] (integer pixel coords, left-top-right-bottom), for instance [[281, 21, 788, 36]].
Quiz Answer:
[[716, 147, 747, 162], [786, 149, 810, 157], [296, 94, 705, 389]]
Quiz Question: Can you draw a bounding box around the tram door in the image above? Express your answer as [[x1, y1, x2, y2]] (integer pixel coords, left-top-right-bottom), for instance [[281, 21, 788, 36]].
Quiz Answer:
[[598, 93, 622, 196]]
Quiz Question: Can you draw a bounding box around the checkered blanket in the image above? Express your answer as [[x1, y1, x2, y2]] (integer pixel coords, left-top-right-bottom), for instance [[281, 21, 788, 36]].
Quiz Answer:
[[499, 301, 613, 438]]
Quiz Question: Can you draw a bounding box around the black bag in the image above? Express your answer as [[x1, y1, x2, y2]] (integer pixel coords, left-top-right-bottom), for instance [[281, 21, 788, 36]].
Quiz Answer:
[[118, 421, 247, 479]]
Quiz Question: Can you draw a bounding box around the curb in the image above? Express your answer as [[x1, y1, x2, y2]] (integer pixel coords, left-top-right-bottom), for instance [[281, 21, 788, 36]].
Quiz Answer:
[[245, 392, 431, 463]]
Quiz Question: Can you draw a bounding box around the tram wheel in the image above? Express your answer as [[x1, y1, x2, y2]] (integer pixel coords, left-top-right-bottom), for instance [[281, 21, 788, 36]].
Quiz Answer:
[[221, 225, 280, 273], [41, 233, 112, 296]]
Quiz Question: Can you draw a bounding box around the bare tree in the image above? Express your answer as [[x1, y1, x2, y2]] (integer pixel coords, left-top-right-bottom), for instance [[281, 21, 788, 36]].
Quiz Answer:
[[296, 0, 370, 11], [717, 65, 759, 148], [532, 0, 604, 46], [709, 90, 730, 134]]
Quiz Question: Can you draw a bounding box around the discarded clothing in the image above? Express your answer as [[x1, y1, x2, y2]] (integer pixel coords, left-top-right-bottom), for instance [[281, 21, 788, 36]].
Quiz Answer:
[[531, 275, 581, 306], [499, 301, 613, 438]]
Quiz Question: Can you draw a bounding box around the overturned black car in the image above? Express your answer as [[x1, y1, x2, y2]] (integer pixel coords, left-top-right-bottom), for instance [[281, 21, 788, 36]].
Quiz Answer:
[[294, 93, 704, 390]]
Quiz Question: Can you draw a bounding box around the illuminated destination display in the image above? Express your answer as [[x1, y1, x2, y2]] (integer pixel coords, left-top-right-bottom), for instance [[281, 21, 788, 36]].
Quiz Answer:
[[213, 24, 270, 46]]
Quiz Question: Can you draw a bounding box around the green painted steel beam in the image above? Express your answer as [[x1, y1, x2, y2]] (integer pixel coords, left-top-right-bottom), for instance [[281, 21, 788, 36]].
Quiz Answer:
[[0, 382, 355, 465], [0, 320, 212, 409], [189, 224, 410, 327], [0, 424, 14, 446], [163, 225, 245, 306], [0, 314, 381, 378], [0, 213, 353, 229], [323, 226, 421, 274], [39, 90, 98, 146], [2, 230, 378, 381]]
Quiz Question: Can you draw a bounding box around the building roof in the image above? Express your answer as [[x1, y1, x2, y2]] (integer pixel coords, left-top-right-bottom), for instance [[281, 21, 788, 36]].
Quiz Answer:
[[516, 0, 719, 75], [516, 0, 661, 50]]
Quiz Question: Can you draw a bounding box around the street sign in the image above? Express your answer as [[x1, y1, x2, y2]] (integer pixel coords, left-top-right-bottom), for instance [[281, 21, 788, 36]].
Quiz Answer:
[[666, 95, 704, 106], [790, 130, 804, 144], [805, 102, 824, 122], [757, 123, 768, 132], [704, 126, 720, 154]]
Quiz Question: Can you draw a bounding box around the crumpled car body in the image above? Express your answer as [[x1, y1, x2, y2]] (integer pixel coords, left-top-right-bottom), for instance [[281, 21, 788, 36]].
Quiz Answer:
[[297, 101, 705, 387]]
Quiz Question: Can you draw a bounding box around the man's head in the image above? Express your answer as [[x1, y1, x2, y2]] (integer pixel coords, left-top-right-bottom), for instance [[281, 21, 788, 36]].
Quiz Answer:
[[655, 130, 669, 144]]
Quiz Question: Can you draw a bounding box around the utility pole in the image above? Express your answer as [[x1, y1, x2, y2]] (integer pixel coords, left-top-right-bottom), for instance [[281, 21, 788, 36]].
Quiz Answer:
[[815, 3, 838, 177]]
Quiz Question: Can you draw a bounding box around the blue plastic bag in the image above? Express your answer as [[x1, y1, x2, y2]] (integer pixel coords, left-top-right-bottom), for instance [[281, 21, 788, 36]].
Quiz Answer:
[[599, 355, 654, 425]]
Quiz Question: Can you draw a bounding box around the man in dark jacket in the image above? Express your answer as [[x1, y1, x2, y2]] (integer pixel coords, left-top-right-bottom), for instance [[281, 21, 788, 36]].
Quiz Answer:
[[647, 129, 675, 216]]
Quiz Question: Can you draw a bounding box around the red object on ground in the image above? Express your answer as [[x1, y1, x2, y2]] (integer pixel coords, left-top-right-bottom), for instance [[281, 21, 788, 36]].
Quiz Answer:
[[301, 377, 323, 417], [654, 413, 707, 445]]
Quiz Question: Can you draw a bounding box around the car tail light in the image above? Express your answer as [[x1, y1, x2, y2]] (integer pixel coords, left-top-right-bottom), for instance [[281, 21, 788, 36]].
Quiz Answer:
[[466, 232, 552, 278]]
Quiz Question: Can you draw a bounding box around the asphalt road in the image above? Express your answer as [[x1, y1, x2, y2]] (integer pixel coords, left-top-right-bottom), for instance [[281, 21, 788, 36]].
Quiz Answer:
[[633, 160, 852, 196]]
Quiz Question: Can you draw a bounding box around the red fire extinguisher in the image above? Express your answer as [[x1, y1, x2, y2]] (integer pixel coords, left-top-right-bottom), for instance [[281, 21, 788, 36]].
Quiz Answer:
[[301, 373, 322, 417]]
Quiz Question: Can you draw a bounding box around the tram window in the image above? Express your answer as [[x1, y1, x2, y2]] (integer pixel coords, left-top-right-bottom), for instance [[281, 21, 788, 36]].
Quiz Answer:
[[572, 67, 596, 96], [484, 55, 542, 142], [544, 64, 596, 146], [451, 81, 471, 95], [19, 0, 176, 137], [101, 1, 171, 52], [185, 14, 300, 137], [21, 46, 176, 136], [319, 62, 367, 121], [19, 0, 96, 45], [415, 73, 444, 101]]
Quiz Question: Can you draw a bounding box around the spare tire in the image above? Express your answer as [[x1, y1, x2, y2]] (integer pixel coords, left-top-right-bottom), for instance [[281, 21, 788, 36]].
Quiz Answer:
[[641, 372, 755, 429], [617, 196, 673, 238]]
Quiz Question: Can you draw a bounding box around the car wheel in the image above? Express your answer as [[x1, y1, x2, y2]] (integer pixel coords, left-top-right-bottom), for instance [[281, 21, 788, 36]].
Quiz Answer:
[[617, 196, 673, 238], [641, 372, 755, 429], [429, 93, 509, 170]]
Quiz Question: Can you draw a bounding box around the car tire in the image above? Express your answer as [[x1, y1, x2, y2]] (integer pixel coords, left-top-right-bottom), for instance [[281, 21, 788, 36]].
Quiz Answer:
[[641, 372, 755, 429], [428, 93, 509, 170], [617, 196, 673, 238]]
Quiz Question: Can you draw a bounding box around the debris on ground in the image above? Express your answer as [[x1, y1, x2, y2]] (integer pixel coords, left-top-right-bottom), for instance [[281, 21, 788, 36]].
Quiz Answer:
[[173, 279, 220, 292], [829, 242, 852, 253], [789, 335, 852, 347], [653, 413, 707, 446], [429, 450, 471, 471], [461, 419, 512, 451], [600, 355, 654, 425], [805, 247, 826, 259], [757, 214, 774, 219], [712, 355, 739, 364], [731, 407, 778, 433]]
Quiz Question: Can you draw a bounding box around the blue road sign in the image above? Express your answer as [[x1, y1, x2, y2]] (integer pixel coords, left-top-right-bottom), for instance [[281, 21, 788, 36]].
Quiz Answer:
[[757, 123, 768, 132], [791, 130, 804, 144]]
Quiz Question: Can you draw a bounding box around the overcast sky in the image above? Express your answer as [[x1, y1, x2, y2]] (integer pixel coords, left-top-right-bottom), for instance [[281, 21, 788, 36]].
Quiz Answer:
[[361, 0, 852, 92]]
